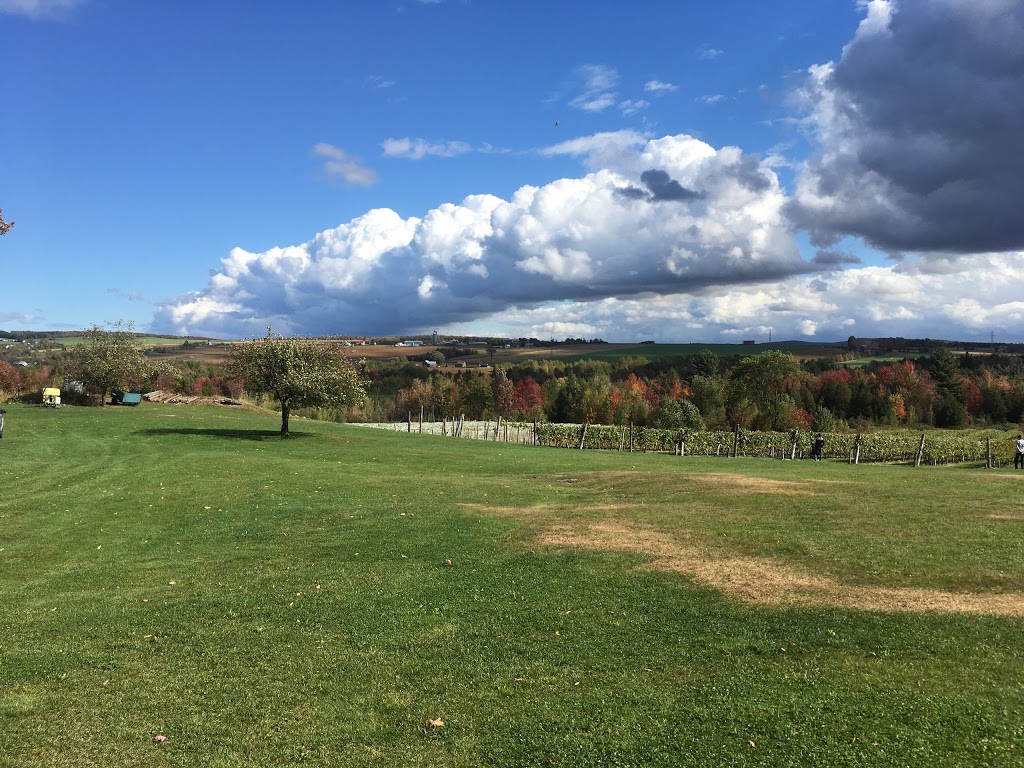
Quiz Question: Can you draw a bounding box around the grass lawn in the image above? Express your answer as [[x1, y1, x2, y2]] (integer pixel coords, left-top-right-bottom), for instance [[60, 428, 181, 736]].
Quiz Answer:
[[1, 403, 1022, 767]]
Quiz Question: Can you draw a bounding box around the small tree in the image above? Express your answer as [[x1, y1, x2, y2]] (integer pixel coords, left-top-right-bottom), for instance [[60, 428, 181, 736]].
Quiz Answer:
[[653, 398, 703, 430], [64, 322, 151, 406], [811, 407, 842, 433], [491, 366, 515, 419], [229, 329, 364, 436], [0, 208, 14, 236]]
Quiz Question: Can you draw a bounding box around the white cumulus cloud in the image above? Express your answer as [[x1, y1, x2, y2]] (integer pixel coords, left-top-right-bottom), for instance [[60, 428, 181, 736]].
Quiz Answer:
[[442, 253, 1024, 343], [154, 133, 809, 338]]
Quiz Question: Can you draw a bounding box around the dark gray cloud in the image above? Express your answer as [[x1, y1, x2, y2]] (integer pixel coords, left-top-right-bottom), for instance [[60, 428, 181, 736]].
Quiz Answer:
[[812, 249, 862, 267], [640, 169, 703, 202], [615, 169, 702, 203], [788, 0, 1024, 254], [733, 155, 773, 193], [614, 185, 648, 201]]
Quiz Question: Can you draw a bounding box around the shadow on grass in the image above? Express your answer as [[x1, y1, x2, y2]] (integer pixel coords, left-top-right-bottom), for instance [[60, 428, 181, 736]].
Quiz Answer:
[[135, 427, 313, 441]]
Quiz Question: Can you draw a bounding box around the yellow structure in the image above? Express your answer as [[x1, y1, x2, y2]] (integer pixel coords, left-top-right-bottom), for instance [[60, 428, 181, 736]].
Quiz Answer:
[[42, 387, 61, 407]]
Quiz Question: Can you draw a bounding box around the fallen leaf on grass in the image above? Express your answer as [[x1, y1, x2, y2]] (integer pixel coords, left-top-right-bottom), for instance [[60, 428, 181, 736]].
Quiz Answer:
[[153, 735, 167, 744], [427, 718, 445, 728]]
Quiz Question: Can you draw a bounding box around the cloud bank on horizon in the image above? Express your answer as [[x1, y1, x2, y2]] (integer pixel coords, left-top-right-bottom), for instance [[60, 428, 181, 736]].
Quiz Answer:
[[154, 0, 1024, 342]]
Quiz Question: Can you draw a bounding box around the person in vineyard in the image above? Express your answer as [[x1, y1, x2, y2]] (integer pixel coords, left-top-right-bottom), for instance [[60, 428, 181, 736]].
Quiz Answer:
[[812, 433, 825, 461], [1015, 435, 1024, 469]]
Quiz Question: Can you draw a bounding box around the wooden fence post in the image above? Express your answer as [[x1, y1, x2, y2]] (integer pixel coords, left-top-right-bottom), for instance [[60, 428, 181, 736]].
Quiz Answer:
[[419, 406, 423, 433], [579, 423, 589, 450], [629, 421, 634, 453], [790, 430, 799, 461], [986, 437, 992, 469], [407, 412, 412, 432], [533, 417, 538, 446], [914, 433, 926, 467], [732, 427, 740, 458]]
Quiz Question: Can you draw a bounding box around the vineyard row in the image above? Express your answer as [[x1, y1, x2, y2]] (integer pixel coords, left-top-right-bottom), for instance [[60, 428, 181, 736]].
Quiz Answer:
[[358, 419, 1022, 467]]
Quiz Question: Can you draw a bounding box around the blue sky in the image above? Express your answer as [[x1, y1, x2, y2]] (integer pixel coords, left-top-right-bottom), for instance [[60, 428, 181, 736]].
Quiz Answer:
[[2, 0, 1022, 342]]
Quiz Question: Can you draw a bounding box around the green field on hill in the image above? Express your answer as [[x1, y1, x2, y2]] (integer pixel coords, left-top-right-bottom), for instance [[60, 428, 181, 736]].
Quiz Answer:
[[53, 335, 193, 348], [1, 403, 1022, 766], [558, 341, 844, 363]]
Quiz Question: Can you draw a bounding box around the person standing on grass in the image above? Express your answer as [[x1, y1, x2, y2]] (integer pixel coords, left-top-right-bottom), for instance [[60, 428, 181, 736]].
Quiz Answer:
[[1015, 434, 1024, 469], [812, 433, 825, 462]]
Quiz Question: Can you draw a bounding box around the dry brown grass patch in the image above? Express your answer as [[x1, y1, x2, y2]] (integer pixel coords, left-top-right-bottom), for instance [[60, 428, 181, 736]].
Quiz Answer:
[[688, 473, 820, 496], [548, 470, 824, 498], [538, 521, 1024, 618], [457, 502, 643, 519]]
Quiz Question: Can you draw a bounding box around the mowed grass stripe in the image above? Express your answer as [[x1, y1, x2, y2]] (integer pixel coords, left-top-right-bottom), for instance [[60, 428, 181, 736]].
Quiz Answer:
[[0, 403, 1022, 767]]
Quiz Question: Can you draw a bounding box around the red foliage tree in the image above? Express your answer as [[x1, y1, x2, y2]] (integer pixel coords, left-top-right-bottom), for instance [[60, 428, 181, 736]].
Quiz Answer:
[[0, 361, 21, 395], [961, 376, 984, 418], [512, 376, 544, 417]]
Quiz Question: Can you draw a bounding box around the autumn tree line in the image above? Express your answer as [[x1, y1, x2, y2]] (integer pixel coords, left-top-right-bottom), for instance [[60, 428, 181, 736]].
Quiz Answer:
[[4, 328, 1024, 433], [371, 348, 1024, 432]]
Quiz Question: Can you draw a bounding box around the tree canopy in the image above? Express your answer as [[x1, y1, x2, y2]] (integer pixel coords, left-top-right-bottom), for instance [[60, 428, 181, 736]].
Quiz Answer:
[[64, 323, 152, 405], [229, 330, 365, 436]]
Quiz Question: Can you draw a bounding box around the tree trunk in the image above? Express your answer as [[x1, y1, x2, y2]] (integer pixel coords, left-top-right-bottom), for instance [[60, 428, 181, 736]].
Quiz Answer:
[[281, 400, 290, 436]]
